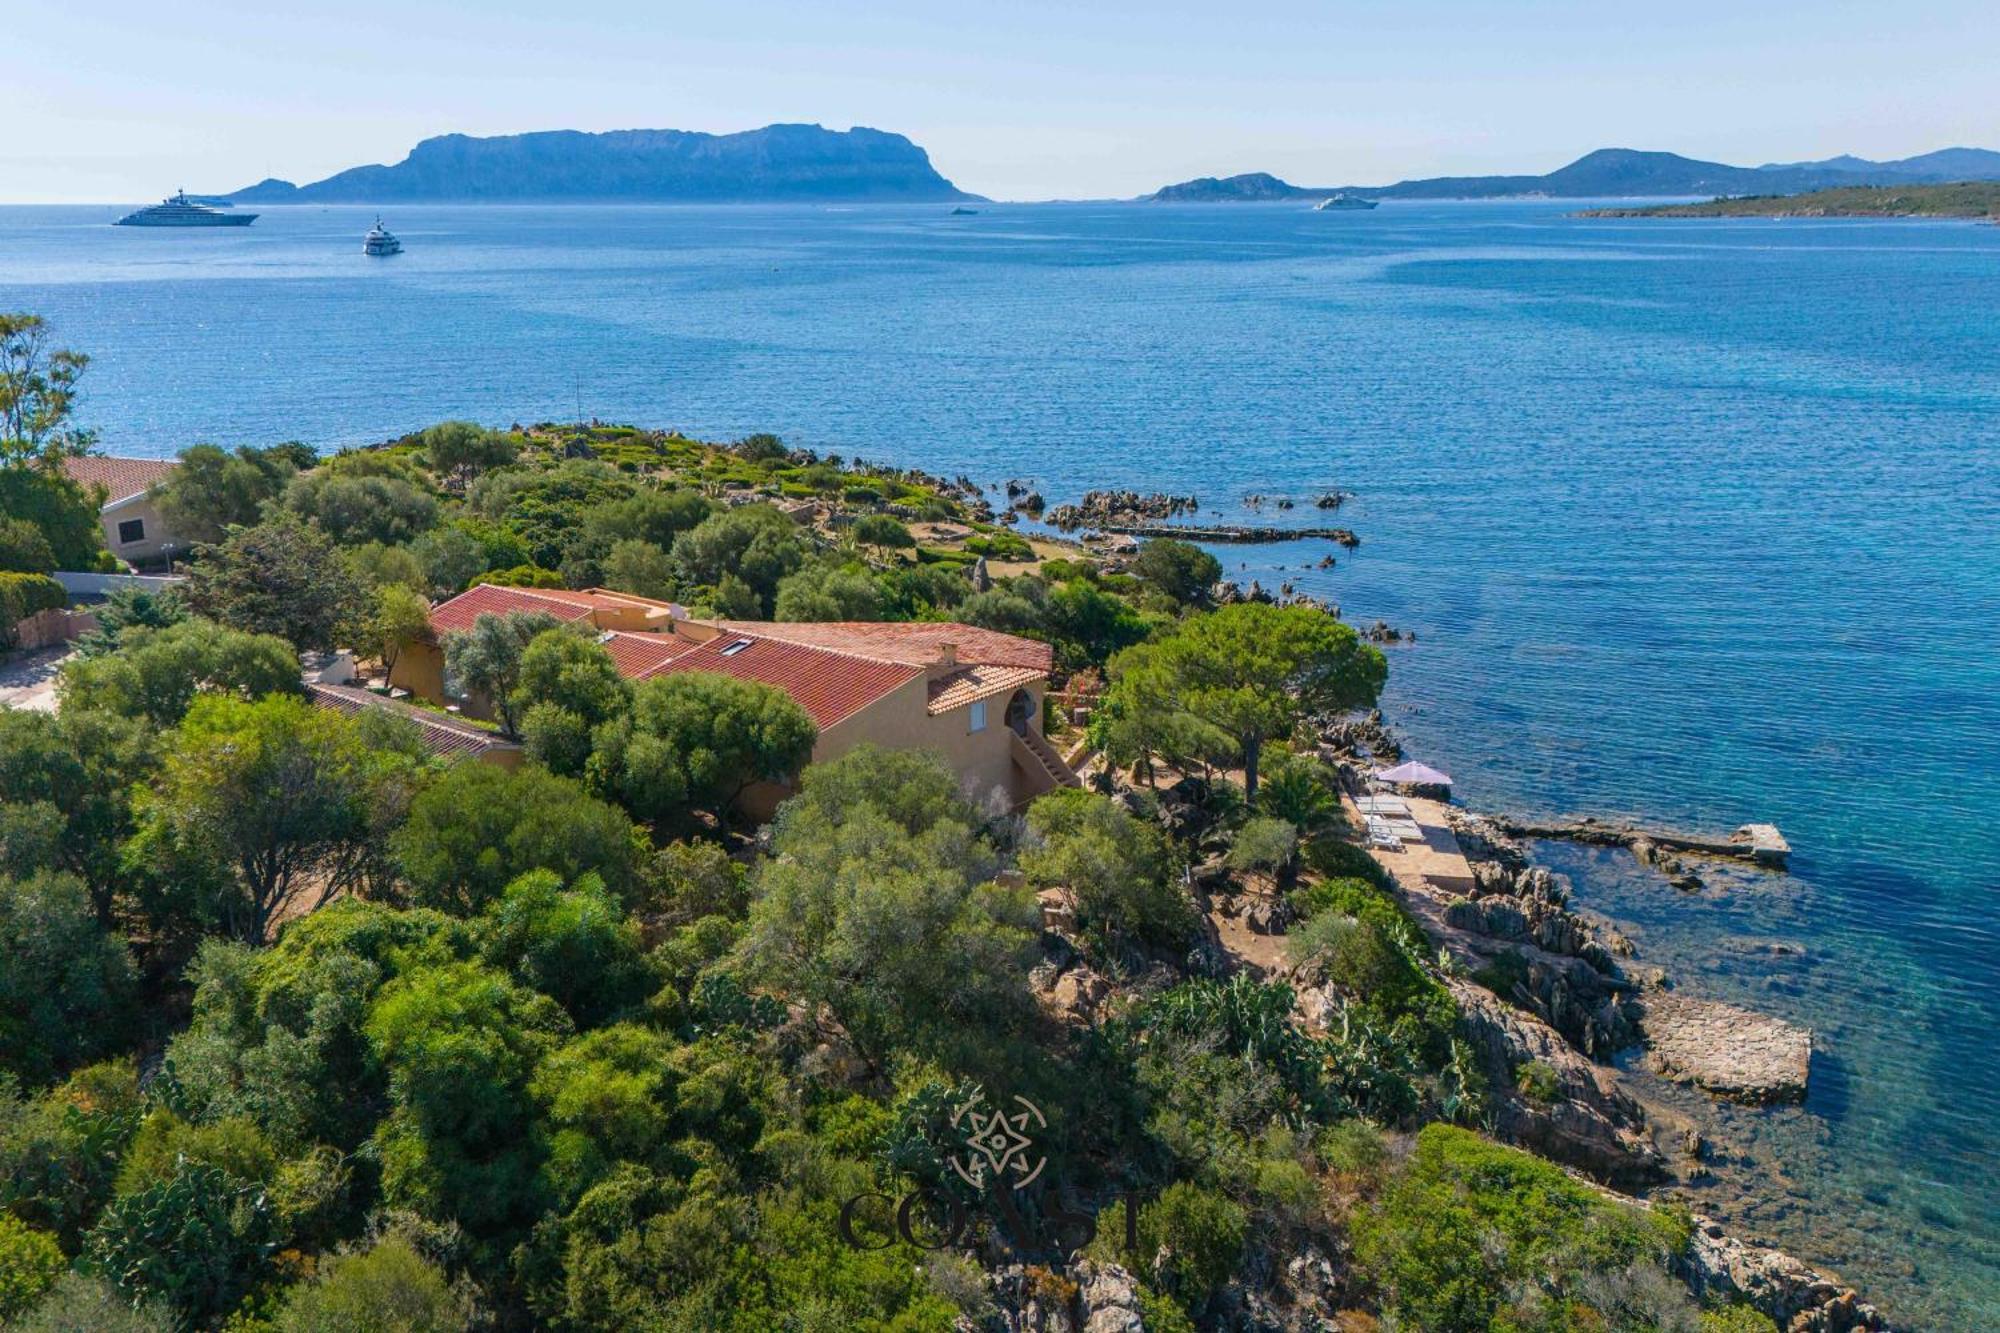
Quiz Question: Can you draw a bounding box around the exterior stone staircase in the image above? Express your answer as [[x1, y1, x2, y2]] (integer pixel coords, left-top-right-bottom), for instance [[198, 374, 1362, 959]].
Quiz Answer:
[[1012, 726, 1083, 795]]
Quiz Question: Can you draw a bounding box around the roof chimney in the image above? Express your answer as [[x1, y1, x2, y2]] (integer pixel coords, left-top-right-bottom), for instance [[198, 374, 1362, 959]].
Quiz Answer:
[[935, 641, 958, 666]]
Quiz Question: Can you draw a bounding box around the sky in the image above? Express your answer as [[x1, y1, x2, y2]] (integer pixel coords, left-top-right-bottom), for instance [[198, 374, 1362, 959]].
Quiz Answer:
[[5, 0, 1997, 202]]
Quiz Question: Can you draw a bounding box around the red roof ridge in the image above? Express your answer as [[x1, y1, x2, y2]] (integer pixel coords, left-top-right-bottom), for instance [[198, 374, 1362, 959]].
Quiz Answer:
[[58, 454, 180, 505], [643, 632, 923, 729], [703, 619, 1051, 671], [693, 624, 941, 674]]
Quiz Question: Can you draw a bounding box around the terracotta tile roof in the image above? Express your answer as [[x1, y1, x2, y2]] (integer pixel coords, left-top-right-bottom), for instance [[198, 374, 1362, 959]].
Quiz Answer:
[[640, 631, 922, 730], [59, 455, 178, 505], [926, 663, 1044, 715], [307, 683, 519, 761], [597, 630, 701, 677], [429, 584, 600, 635], [705, 620, 1052, 673]]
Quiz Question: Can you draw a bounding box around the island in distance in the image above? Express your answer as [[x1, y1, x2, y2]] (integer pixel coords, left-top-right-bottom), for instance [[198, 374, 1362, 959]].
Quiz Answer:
[[222, 123, 982, 204], [1580, 181, 2000, 219], [1145, 145, 2000, 201]]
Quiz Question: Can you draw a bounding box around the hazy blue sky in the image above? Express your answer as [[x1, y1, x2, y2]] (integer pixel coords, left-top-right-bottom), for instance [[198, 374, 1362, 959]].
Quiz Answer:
[[7, 0, 1996, 201]]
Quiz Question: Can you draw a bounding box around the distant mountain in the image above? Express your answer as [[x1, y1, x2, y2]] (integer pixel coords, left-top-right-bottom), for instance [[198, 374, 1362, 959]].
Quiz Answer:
[[224, 124, 979, 203], [1145, 146, 2000, 202], [1759, 147, 2000, 180]]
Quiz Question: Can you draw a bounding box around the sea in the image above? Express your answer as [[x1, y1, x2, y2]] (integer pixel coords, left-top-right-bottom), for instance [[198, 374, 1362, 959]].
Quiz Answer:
[[2, 199, 1995, 1326]]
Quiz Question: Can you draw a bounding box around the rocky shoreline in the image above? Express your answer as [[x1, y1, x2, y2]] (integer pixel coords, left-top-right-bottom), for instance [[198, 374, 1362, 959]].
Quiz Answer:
[[1014, 479, 1892, 1328], [1322, 767, 1889, 1328]]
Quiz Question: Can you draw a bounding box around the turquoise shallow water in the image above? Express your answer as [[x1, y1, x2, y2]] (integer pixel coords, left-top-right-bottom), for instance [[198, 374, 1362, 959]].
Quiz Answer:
[[2, 200, 1996, 1324]]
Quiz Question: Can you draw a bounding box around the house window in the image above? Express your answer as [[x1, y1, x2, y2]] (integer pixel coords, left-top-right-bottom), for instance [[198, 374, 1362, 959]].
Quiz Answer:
[[968, 700, 987, 733], [117, 518, 146, 545]]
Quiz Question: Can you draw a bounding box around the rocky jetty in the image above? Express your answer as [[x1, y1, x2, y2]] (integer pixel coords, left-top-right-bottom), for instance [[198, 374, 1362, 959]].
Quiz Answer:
[[1636, 990, 1811, 1104], [1485, 812, 1791, 871]]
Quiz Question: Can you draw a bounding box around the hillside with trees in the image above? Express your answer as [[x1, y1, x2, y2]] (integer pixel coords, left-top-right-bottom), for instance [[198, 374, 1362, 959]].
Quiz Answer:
[[0, 315, 1789, 1331]]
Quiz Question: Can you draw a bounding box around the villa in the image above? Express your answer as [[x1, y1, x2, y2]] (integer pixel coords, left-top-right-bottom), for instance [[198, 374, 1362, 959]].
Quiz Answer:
[[60, 455, 183, 567], [389, 582, 1081, 813]]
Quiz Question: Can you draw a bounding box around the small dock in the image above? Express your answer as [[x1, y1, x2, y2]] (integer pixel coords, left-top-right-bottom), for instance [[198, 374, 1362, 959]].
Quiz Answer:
[[1486, 814, 1790, 870]]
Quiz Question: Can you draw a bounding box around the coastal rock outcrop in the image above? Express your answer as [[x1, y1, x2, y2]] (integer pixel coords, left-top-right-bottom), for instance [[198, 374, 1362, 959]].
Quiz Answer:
[[985, 1260, 1147, 1333], [1043, 490, 1199, 530], [1677, 1216, 1889, 1332], [1635, 989, 1811, 1104], [1314, 709, 1402, 764], [1447, 978, 1666, 1187]]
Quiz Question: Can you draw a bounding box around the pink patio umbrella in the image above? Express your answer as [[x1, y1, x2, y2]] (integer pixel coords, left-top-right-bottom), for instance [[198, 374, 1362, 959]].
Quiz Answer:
[[1372, 760, 1453, 787]]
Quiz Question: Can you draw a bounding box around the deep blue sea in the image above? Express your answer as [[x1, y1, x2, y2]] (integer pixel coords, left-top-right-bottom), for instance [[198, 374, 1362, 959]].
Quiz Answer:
[[3, 200, 1996, 1325]]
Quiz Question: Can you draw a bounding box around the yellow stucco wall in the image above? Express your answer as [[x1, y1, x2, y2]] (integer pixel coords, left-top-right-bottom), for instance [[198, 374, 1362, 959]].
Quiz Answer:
[[813, 675, 1047, 813], [387, 638, 447, 702]]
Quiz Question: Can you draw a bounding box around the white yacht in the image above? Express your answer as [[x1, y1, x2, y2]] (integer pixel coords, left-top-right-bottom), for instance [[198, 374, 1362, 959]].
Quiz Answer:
[[362, 217, 403, 256], [115, 191, 256, 227], [1313, 193, 1379, 211]]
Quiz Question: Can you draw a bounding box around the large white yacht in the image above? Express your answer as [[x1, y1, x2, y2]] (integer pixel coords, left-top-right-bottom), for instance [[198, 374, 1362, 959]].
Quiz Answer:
[[115, 191, 256, 227], [362, 218, 403, 256], [364, 217, 406, 255]]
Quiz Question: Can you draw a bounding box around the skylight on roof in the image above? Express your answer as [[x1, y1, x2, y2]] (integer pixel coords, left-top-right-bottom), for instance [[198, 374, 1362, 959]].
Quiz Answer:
[[719, 639, 753, 657]]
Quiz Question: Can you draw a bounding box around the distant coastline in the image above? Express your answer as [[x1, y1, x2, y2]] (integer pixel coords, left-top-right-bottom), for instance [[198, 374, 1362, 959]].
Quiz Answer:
[[1141, 145, 2000, 203], [1579, 181, 2000, 219]]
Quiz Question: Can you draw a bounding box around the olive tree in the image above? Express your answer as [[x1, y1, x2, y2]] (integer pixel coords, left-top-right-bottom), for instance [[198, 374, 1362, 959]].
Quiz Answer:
[[441, 609, 561, 737]]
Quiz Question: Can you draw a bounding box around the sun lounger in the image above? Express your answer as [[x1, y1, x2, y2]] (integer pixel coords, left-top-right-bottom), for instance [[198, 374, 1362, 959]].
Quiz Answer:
[[1382, 817, 1425, 842], [1365, 817, 1402, 851], [1358, 795, 1412, 817]]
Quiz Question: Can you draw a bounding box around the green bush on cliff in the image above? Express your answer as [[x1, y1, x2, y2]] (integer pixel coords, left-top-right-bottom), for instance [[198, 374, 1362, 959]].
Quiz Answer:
[[1354, 1124, 1693, 1332]]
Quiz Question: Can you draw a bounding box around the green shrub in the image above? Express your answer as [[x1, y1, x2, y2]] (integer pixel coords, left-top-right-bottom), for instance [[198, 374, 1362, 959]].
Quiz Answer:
[[85, 1160, 276, 1324], [1143, 1183, 1246, 1310], [1300, 835, 1396, 892], [114, 1112, 278, 1196], [0, 1061, 144, 1250], [1515, 1060, 1561, 1105], [963, 531, 1034, 562], [0, 518, 57, 575], [0, 1214, 65, 1320], [477, 563, 566, 588], [1701, 1306, 1780, 1333], [0, 572, 65, 645], [1317, 1118, 1389, 1185], [4, 1271, 174, 1332], [0, 870, 136, 1085], [273, 1232, 475, 1333], [1353, 1124, 1687, 1333]]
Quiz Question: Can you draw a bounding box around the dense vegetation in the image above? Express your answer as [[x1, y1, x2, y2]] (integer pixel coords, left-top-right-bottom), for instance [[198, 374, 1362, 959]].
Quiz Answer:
[[0, 317, 1778, 1330]]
